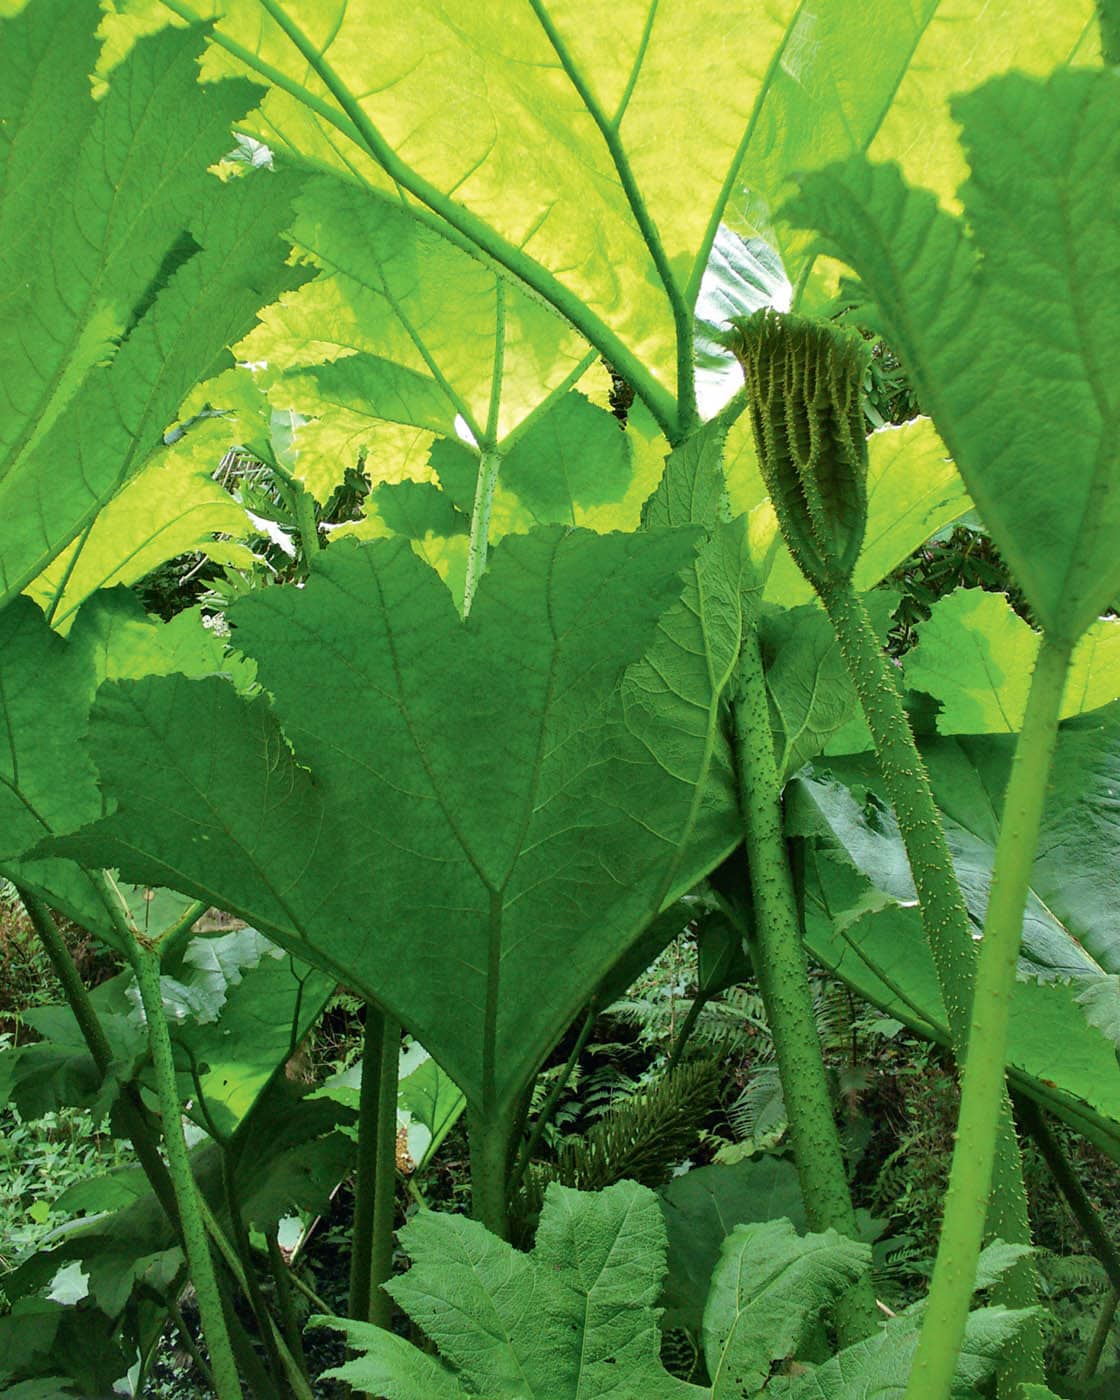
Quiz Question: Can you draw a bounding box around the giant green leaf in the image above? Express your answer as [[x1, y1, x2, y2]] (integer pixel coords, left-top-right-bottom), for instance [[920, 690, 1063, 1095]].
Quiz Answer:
[[23, 420, 254, 631], [0, 6, 250, 469], [102, 1, 1087, 436], [349, 388, 659, 577], [731, 1, 1092, 311], [497, 391, 633, 526], [48, 528, 749, 1113], [318, 1182, 1030, 1399], [658, 1156, 807, 1335], [162, 927, 336, 1134], [786, 69, 1120, 640], [631, 418, 751, 890], [702, 1219, 869, 1398], [243, 173, 594, 500], [0, 7, 308, 602]]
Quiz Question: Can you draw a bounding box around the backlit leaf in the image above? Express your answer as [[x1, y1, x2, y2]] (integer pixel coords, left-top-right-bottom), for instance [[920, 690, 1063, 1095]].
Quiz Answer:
[[787, 70, 1120, 639], [0, 11, 307, 601]]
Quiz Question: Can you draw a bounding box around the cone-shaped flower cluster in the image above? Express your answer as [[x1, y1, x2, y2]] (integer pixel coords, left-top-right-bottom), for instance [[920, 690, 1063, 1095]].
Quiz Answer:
[[729, 310, 871, 592]]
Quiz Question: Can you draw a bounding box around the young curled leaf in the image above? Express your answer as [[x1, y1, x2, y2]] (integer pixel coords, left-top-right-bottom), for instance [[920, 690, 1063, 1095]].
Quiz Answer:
[[728, 310, 871, 591]]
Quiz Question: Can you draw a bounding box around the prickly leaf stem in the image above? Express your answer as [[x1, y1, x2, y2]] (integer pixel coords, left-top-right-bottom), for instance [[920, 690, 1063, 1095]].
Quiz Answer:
[[818, 576, 1044, 1389], [906, 633, 1072, 1400], [734, 628, 879, 1343], [732, 308, 1041, 1383]]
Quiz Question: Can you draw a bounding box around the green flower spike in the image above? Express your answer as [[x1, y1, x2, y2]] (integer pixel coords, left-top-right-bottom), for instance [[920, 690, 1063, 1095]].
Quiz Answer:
[[729, 309, 871, 590]]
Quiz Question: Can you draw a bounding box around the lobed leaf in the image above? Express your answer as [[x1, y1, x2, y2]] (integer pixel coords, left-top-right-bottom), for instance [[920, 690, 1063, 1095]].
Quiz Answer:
[[0, 8, 308, 602], [702, 1219, 870, 1397], [48, 527, 741, 1112], [100, 0, 1088, 429], [786, 70, 1120, 640]]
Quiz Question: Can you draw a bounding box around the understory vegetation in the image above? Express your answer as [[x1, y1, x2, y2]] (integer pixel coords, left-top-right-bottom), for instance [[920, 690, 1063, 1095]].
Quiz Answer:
[[2, 2, 1120, 1398]]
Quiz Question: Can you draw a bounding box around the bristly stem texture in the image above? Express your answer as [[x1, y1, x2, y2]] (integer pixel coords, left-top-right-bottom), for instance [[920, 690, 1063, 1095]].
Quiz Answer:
[[732, 309, 1045, 1388], [734, 628, 879, 1343], [906, 633, 1072, 1400], [87, 874, 243, 1397]]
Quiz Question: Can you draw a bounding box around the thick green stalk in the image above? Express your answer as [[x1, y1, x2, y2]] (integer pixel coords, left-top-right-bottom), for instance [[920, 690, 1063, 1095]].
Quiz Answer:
[[817, 577, 1044, 1386], [197, 1192, 311, 1399], [469, 1105, 513, 1239], [816, 582, 978, 1040], [734, 630, 878, 1343], [732, 309, 1041, 1383], [905, 633, 1072, 1400], [132, 939, 243, 1399], [156, 899, 207, 966], [348, 1006, 401, 1327], [19, 892, 304, 1391]]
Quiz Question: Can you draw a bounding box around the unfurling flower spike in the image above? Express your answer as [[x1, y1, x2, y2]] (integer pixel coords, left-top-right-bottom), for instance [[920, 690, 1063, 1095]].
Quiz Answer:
[[728, 310, 871, 591]]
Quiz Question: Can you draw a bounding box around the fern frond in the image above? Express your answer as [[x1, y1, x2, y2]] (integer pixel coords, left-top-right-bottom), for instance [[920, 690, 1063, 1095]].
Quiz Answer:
[[514, 1059, 722, 1230], [728, 1064, 787, 1142]]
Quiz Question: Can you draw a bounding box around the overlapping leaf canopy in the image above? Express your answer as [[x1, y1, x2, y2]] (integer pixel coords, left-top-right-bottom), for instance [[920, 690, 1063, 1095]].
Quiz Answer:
[[99, 0, 1092, 440], [3, 0, 1118, 1200]]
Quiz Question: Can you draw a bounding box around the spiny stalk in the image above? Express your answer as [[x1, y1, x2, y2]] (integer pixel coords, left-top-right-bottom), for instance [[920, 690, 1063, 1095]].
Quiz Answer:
[[730, 309, 1045, 1391]]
